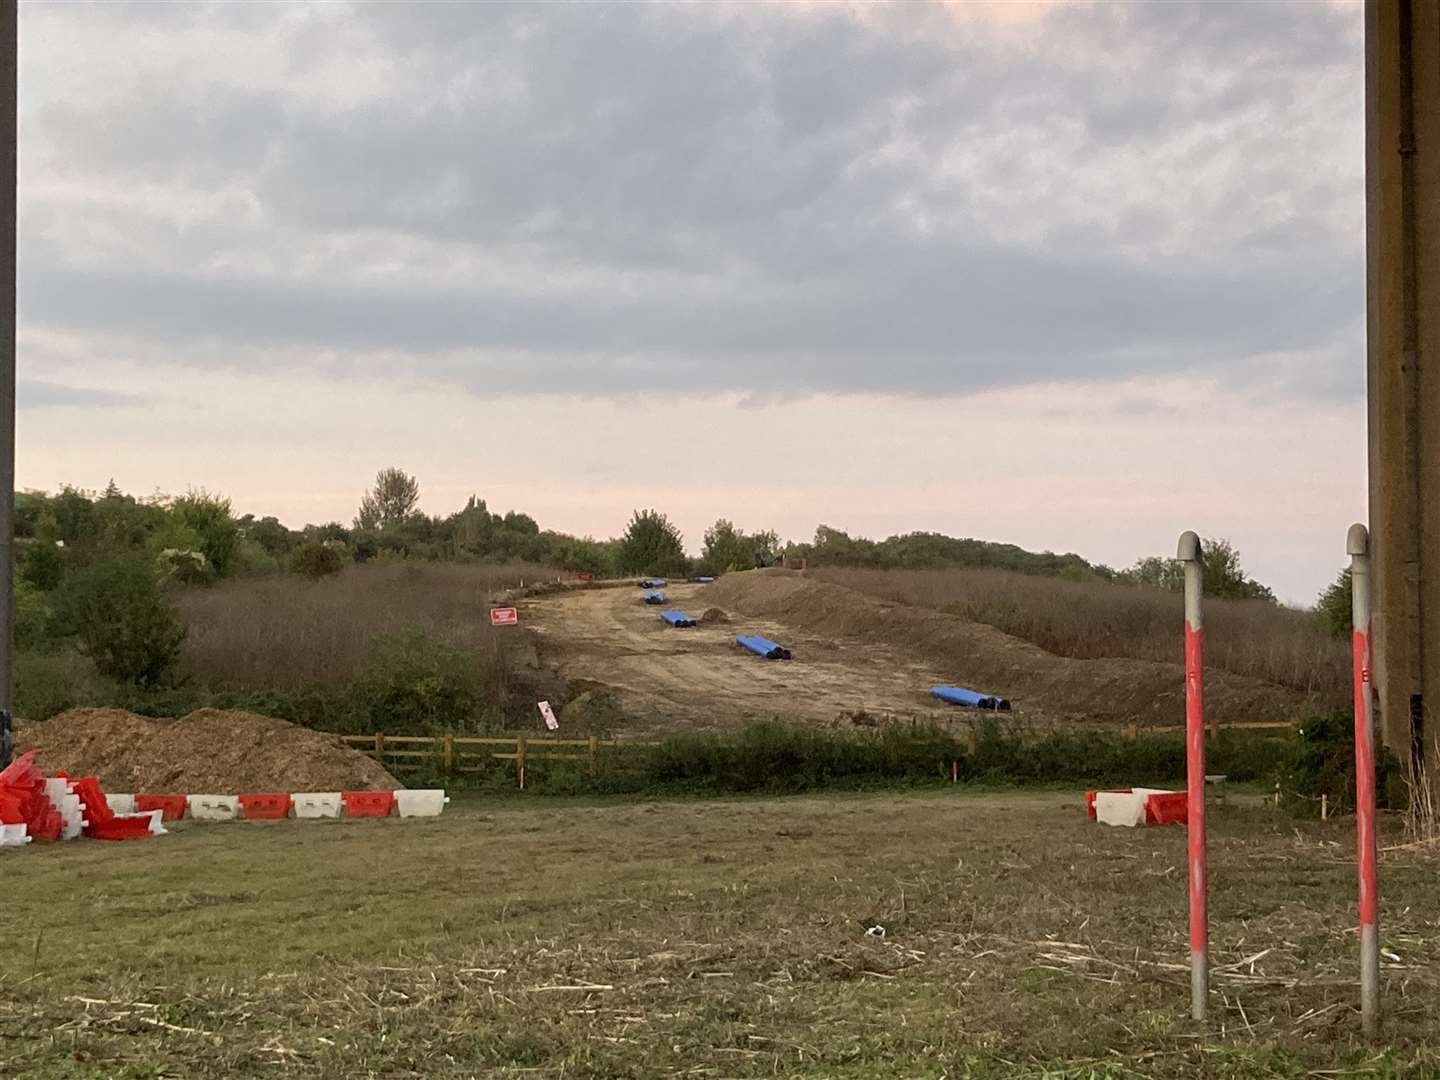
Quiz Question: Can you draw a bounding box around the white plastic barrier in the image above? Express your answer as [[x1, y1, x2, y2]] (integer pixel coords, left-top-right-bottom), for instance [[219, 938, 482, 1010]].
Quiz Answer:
[[0, 823, 30, 847], [293, 792, 342, 819], [45, 779, 87, 840], [188, 794, 241, 821], [106, 793, 136, 815], [1095, 791, 1148, 828], [393, 789, 449, 818]]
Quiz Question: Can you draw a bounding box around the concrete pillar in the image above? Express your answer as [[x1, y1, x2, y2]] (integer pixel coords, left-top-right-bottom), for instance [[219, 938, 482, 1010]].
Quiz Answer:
[[1366, 0, 1440, 785]]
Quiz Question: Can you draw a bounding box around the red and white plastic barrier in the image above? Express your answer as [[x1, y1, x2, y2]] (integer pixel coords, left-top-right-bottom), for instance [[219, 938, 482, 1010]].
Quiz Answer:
[[1087, 787, 1188, 827], [1, 757, 449, 851], [0, 753, 166, 846]]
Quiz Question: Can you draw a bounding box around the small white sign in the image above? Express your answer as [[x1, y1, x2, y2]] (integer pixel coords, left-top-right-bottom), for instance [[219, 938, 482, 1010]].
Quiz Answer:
[[538, 700, 559, 731]]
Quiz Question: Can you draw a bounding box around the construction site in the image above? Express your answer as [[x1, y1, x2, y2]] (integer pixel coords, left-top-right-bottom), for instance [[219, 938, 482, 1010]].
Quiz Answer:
[[4, 1, 1440, 1078]]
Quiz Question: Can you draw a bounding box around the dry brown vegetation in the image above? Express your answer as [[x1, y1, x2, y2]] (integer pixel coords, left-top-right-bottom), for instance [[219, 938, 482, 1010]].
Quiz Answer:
[[4, 790, 1436, 1077], [814, 566, 1349, 711], [174, 561, 550, 689]]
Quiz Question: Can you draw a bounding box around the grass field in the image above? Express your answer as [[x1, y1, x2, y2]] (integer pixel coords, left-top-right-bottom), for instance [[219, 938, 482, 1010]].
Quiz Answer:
[[4, 790, 1437, 1078]]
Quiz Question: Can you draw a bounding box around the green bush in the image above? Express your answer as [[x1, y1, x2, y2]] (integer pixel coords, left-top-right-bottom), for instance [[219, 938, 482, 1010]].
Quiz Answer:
[[14, 649, 116, 722], [1280, 712, 1406, 812], [438, 719, 1301, 798], [289, 541, 344, 579], [14, 579, 54, 650], [346, 627, 494, 734], [54, 556, 186, 686]]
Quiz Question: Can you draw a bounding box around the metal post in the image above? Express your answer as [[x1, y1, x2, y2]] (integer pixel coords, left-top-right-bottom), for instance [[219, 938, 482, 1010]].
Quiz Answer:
[[1178, 530, 1208, 1021], [1349, 523, 1381, 1035], [0, 0, 16, 770]]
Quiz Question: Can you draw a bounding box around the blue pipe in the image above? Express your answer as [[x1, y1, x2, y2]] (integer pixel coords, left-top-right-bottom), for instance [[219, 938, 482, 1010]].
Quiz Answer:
[[930, 685, 1011, 711], [737, 634, 792, 660]]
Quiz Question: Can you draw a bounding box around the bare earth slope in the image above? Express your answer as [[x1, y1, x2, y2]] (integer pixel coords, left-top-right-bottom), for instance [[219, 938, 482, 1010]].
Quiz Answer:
[[527, 572, 1309, 733], [524, 583, 961, 734], [702, 570, 1309, 727]]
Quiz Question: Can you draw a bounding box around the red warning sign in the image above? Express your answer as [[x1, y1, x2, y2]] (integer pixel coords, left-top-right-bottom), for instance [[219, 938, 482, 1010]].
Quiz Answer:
[[489, 607, 519, 627]]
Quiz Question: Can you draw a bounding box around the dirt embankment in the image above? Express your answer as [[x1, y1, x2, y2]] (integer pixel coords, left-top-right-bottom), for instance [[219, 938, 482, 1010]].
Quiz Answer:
[[701, 570, 1310, 727], [14, 708, 399, 792]]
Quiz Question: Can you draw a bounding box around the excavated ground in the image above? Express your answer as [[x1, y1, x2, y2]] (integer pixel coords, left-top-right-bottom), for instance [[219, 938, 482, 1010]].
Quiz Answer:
[[525, 571, 1309, 735]]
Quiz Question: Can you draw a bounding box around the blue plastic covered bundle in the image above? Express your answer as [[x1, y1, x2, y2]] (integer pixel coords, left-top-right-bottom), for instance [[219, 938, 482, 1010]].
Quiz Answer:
[[737, 634, 792, 660], [692, 576, 716, 583], [642, 590, 666, 605], [661, 609, 697, 627], [930, 685, 1011, 711], [639, 578, 668, 588]]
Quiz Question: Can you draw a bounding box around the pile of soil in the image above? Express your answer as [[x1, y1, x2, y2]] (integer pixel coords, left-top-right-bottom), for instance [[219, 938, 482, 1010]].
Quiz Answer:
[[703, 570, 1309, 727], [14, 708, 399, 793]]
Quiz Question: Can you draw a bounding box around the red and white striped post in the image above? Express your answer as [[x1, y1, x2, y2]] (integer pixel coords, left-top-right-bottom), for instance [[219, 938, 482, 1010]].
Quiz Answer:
[[1348, 523, 1380, 1035], [1177, 530, 1208, 1020]]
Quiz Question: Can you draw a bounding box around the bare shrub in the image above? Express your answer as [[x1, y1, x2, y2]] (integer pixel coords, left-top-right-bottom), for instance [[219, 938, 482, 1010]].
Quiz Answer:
[[812, 567, 1349, 708], [174, 561, 549, 690]]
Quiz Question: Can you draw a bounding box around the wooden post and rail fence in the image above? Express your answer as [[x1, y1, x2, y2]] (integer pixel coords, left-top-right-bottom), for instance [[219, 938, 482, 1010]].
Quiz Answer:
[[339, 720, 1297, 787]]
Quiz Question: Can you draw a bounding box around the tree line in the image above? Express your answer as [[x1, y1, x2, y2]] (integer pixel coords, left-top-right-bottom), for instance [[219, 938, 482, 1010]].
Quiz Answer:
[[13, 467, 1351, 691]]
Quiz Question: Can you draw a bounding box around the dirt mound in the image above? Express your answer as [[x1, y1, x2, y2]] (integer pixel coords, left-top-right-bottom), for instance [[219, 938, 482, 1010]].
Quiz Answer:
[[14, 707, 399, 793], [703, 570, 1309, 726], [700, 607, 730, 624]]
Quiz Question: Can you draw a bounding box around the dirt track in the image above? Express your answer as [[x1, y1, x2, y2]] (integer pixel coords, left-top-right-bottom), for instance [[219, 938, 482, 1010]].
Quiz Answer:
[[525, 572, 1309, 734], [524, 583, 962, 734]]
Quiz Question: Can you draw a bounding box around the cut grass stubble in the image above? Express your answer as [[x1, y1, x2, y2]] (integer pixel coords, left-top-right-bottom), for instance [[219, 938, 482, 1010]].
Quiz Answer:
[[3, 789, 1436, 1078]]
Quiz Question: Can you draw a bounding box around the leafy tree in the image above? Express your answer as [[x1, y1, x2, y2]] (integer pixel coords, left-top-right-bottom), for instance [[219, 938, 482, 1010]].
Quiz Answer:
[[1199, 537, 1275, 602], [306, 521, 353, 545], [51, 486, 98, 547], [242, 515, 294, 558], [446, 496, 494, 556], [501, 510, 539, 536], [20, 540, 64, 591], [751, 529, 781, 568], [357, 467, 421, 530], [94, 487, 165, 552], [1315, 568, 1352, 639], [618, 509, 687, 576], [168, 490, 240, 578], [55, 556, 185, 686], [703, 519, 754, 573], [1120, 538, 1275, 602], [1119, 555, 1185, 592]]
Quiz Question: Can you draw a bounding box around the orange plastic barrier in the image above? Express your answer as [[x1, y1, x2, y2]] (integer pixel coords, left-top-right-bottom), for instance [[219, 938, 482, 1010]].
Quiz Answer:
[[340, 791, 395, 818], [135, 794, 188, 822], [238, 793, 293, 820]]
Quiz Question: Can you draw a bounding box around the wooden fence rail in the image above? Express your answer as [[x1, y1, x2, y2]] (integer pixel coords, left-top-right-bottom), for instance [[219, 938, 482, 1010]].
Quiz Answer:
[[339, 733, 661, 787], [339, 721, 1296, 788]]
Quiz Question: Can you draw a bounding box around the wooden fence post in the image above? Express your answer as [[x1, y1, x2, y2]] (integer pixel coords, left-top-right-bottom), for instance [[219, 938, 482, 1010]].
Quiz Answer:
[[516, 736, 527, 788], [443, 734, 455, 776], [374, 732, 385, 761], [1125, 723, 1138, 740], [588, 734, 598, 776]]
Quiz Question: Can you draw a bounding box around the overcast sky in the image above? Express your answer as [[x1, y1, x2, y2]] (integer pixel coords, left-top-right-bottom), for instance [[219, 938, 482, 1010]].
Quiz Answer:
[[16, 1, 1364, 602]]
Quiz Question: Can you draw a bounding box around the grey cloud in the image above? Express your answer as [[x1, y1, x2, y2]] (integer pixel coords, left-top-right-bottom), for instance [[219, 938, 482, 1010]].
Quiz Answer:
[[17, 379, 141, 409], [17, 0, 1365, 398]]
